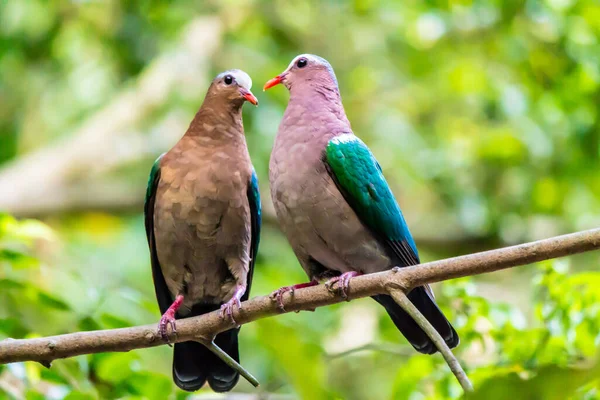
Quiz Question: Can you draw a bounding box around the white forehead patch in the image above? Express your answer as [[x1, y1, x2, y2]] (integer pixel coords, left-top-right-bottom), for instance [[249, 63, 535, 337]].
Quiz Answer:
[[217, 69, 252, 90], [286, 54, 330, 71], [284, 54, 338, 87]]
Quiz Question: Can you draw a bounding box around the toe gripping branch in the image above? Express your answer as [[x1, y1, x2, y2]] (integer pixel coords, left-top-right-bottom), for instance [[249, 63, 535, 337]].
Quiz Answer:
[[325, 271, 362, 299], [158, 294, 184, 344], [155, 292, 260, 388], [220, 285, 246, 325], [269, 280, 319, 311]]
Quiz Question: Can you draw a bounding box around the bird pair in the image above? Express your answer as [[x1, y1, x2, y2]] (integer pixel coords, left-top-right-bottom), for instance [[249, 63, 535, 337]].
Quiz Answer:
[[144, 54, 459, 393]]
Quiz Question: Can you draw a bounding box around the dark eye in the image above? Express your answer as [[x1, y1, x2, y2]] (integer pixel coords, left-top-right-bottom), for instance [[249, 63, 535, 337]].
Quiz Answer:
[[296, 58, 308, 68], [224, 75, 233, 85]]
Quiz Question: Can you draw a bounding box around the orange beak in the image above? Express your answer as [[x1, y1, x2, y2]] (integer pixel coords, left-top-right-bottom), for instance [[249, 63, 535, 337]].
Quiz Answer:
[[263, 75, 284, 91], [240, 88, 258, 106]]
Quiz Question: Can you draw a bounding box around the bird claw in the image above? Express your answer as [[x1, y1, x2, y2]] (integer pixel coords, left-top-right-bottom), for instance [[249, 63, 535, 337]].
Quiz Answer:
[[269, 286, 295, 311], [158, 311, 177, 345], [220, 297, 242, 326], [324, 278, 338, 293], [270, 281, 320, 311], [324, 272, 360, 300]]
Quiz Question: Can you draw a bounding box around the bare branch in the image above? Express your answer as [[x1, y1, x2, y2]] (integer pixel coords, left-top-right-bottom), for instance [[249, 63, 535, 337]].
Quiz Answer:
[[201, 339, 260, 387], [1, 228, 599, 392], [325, 343, 415, 359], [389, 289, 473, 392]]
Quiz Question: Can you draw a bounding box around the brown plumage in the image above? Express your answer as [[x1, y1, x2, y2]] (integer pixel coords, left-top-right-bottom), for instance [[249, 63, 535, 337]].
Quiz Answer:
[[155, 99, 253, 312], [144, 69, 261, 392]]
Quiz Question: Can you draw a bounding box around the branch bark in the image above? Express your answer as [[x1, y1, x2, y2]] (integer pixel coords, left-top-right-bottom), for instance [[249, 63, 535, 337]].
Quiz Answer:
[[389, 289, 473, 392], [1, 228, 599, 389]]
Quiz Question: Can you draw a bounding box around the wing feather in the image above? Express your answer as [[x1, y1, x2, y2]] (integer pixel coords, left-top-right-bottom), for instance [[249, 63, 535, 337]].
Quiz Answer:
[[324, 134, 419, 267], [244, 169, 262, 301], [144, 154, 173, 314]]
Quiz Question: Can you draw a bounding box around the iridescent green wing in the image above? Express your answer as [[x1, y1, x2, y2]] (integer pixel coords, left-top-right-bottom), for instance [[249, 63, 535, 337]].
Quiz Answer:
[[325, 134, 419, 267]]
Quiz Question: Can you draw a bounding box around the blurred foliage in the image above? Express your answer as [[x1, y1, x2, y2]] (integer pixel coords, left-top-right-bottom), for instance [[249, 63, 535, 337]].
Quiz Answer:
[[1, 0, 600, 399], [1, 214, 599, 399]]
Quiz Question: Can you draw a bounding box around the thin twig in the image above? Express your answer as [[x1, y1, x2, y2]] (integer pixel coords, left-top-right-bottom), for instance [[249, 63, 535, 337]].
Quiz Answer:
[[0, 228, 599, 394], [389, 289, 473, 392], [201, 339, 260, 387], [326, 343, 415, 359]]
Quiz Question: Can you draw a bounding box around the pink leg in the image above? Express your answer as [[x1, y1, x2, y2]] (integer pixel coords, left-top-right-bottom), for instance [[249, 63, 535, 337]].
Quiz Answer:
[[325, 271, 362, 299], [159, 294, 184, 343], [220, 284, 246, 325], [269, 280, 319, 311]]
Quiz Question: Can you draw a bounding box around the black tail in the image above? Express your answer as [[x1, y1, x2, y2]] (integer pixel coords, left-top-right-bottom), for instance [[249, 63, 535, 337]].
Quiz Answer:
[[172, 305, 240, 392], [373, 286, 459, 354]]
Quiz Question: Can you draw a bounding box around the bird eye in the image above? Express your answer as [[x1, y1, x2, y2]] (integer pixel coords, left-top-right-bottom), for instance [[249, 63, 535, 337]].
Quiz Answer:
[[296, 58, 308, 68], [224, 75, 233, 85]]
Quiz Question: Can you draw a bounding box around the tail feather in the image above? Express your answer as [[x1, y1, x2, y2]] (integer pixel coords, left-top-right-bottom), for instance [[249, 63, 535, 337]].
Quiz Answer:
[[372, 286, 459, 354], [173, 341, 209, 391], [172, 304, 241, 392], [207, 329, 240, 392]]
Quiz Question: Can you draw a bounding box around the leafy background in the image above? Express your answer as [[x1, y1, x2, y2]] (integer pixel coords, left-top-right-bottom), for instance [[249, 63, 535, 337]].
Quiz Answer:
[[1, 1, 600, 399]]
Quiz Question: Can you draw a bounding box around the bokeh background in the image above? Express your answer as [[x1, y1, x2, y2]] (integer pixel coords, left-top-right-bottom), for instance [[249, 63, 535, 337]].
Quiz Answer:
[[1, 1, 600, 399]]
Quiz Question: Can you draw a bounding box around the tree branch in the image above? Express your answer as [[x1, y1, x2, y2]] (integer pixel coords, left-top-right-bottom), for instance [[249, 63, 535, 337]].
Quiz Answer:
[[201, 339, 260, 387], [389, 289, 473, 392], [1, 228, 599, 391], [325, 342, 415, 359]]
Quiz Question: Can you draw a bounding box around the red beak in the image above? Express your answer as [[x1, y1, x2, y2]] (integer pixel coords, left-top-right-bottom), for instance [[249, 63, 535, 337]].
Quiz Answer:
[[263, 75, 283, 91], [240, 88, 258, 106]]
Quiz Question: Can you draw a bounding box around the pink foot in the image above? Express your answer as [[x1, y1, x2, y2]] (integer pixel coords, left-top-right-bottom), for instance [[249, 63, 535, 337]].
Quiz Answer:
[[325, 271, 362, 299], [220, 285, 246, 325], [269, 280, 319, 311], [158, 294, 184, 343]]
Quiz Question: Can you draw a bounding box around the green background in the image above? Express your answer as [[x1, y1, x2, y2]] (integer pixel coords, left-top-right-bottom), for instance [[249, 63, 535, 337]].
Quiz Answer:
[[1, 1, 599, 399]]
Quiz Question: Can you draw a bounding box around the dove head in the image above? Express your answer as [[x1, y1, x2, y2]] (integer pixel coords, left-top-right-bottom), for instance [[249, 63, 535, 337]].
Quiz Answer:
[[263, 54, 339, 94], [207, 69, 258, 108]]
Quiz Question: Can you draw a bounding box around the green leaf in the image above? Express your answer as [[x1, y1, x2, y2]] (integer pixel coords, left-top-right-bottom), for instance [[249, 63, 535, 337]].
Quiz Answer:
[[37, 292, 70, 311], [256, 318, 333, 399], [100, 313, 132, 329], [466, 362, 600, 400], [0, 249, 39, 269], [390, 356, 435, 399], [96, 353, 139, 384], [128, 372, 173, 400], [0, 317, 27, 337], [78, 316, 102, 332], [63, 391, 96, 400], [25, 390, 46, 400], [0, 279, 26, 290], [13, 219, 55, 242]]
